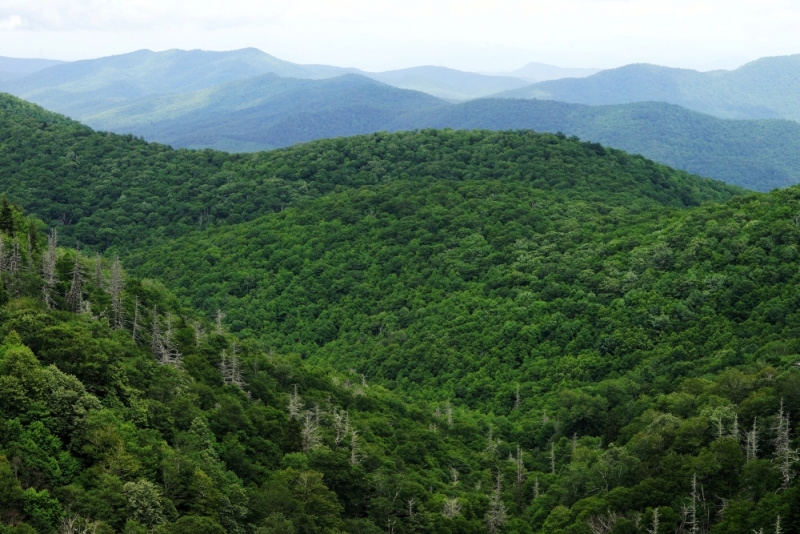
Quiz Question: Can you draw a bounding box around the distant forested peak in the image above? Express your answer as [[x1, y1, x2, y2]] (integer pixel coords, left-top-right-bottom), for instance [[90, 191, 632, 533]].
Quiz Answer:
[[0, 101, 740, 251]]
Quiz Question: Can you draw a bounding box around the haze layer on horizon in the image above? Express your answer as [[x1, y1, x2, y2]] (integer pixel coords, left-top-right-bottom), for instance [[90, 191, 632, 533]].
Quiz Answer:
[[1, 0, 799, 73]]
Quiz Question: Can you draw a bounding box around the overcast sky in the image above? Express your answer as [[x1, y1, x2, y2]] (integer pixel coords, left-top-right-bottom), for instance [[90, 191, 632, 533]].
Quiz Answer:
[[1, 0, 799, 72]]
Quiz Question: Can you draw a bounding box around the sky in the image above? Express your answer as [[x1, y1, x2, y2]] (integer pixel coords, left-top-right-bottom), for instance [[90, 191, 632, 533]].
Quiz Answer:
[[1, 0, 800, 72]]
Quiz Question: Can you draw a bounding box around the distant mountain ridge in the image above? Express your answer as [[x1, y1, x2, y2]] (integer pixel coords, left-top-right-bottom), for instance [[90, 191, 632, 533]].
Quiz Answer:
[[494, 61, 601, 82], [71, 69, 800, 191], [496, 55, 800, 121], [6, 48, 800, 191], [0, 48, 535, 111], [0, 55, 65, 82], [87, 73, 445, 152], [362, 66, 529, 100], [0, 48, 359, 118]]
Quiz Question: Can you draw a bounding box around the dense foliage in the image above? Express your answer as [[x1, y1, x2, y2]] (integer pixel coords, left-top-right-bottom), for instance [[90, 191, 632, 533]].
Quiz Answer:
[[390, 100, 800, 192], [1, 96, 799, 534], [0, 93, 738, 254]]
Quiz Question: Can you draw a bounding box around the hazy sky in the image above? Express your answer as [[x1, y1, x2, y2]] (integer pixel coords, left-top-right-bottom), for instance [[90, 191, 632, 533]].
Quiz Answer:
[[1, 0, 800, 72]]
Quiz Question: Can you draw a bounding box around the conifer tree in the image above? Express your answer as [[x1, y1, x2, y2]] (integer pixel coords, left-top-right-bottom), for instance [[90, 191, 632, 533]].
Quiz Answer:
[[0, 195, 15, 236]]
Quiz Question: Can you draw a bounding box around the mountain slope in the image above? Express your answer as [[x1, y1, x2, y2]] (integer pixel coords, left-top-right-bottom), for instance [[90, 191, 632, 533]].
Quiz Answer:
[[86, 74, 446, 151], [0, 93, 742, 252], [389, 99, 800, 191], [0, 48, 355, 119], [363, 66, 529, 100], [1, 96, 799, 534], [0, 55, 65, 82], [27, 65, 800, 192], [496, 55, 800, 121], [0, 48, 529, 119], [132, 160, 800, 412]]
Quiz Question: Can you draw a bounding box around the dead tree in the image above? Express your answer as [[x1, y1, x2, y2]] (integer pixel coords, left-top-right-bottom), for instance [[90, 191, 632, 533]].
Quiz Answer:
[[41, 229, 58, 308], [773, 399, 799, 491], [485, 427, 498, 454], [745, 418, 759, 461], [65, 246, 84, 313], [151, 307, 182, 368], [511, 444, 526, 491], [94, 253, 103, 287], [486, 474, 507, 534], [109, 257, 124, 329], [647, 508, 660, 534], [131, 296, 141, 343], [349, 430, 363, 465], [220, 344, 247, 390], [287, 385, 303, 419], [332, 408, 350, 447], [442, 497, 461, 519], [302, 410, 321, 452], [585, 512, 619, 534], [215, 309, 226, 334]]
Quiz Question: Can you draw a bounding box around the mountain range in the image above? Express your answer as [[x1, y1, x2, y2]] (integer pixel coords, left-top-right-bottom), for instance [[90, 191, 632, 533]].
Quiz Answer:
[[4, 48, 800, 192], [498, 55, 800, 121], [76, 73, 800, 192], [0, 48, 538, 110], [0, 55, 65, 82]]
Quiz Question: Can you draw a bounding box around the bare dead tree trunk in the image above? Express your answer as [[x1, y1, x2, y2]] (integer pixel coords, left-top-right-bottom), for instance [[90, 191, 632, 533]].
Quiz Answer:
[[65, 245, 84, 312]]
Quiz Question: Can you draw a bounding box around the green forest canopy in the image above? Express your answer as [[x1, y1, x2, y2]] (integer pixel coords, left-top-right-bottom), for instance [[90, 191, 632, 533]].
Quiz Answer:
[[0, 94, 798, 534]]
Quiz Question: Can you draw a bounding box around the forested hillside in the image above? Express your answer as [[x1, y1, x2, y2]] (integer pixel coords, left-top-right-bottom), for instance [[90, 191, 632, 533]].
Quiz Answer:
[[8, 82, 800, 191], [1, 94, 799, 534], [497, 55, 800, 121], [0, 93, 739, 253], [389, 99, 800, 192]]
